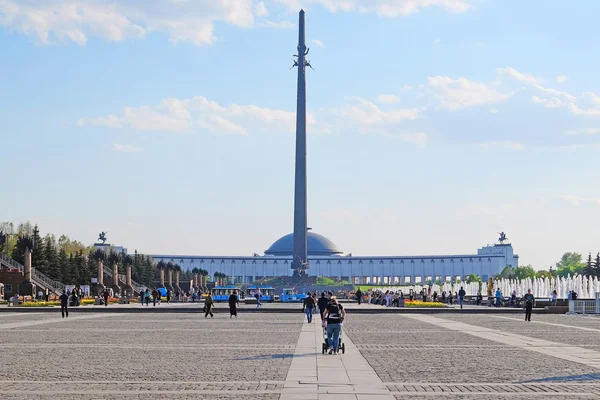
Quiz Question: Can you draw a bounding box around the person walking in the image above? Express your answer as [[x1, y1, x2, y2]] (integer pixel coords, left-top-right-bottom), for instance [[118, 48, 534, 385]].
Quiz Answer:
[[322, 296, 346, 355], [103, 289, 109, 307], [255, 289, 262, 308], [302, 292, 315, 323], [229, 290, 239, 318], [166, 289, 171, 304], [317, 292, 329, 320], [204, 293, 214, 318], [551, 290, 557, 306], [60, 289, 69, 318], [495, 288, 502, 307], [523, 289, 535, 322], [458, 286, 466, 309], [144, 289, 151, 306], [152, 288, 158, 306], [355, 289, 363, 305], [139, 290, 145, 306]]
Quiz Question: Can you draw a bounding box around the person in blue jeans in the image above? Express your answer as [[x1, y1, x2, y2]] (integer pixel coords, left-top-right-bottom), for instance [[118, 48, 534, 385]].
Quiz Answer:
[[302, 292, 315, 323], [323, 296, 346, 355], [458, 286, 466, 309]]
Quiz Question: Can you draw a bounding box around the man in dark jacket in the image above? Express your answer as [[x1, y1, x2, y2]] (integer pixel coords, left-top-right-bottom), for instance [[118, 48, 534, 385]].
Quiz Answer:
[[229, 290, 239, 318], [317, 292, 329, 320], [60, 290, 69, 318], [355, 289, 363, 305], [302, 292, 316, 323]]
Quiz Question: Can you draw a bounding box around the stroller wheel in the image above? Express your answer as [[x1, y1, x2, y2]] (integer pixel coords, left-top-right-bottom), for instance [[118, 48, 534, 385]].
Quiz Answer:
[[341, 343, 345, 354]]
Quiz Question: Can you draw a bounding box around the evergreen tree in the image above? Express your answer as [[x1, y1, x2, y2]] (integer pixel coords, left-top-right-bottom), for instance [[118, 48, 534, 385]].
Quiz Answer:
[[43, 234, 60, 280], [584, 252, 594, 276], [58, 248, 71, 284], [76, 250, 90, 285], [594, 253, 600, 278], [31, 225, 47, 273]]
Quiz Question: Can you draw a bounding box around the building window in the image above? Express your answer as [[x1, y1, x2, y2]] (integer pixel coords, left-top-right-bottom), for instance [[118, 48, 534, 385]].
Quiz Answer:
[[5, 284, 12, 293]]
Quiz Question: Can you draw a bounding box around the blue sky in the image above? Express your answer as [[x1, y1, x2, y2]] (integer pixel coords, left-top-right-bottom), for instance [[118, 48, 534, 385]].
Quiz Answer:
[[1, 0, 599, 270]]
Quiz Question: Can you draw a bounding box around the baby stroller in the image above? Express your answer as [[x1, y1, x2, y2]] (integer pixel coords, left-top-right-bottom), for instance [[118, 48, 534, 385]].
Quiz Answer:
[[321, 323, 345, 354]]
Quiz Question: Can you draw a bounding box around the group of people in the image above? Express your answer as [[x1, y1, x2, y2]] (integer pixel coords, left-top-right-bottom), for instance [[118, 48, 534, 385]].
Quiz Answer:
[[302, 291, 346, 355]]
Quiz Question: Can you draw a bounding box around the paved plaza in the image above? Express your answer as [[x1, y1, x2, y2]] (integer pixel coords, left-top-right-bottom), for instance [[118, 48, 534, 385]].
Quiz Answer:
[[0, 310, 599, 399]]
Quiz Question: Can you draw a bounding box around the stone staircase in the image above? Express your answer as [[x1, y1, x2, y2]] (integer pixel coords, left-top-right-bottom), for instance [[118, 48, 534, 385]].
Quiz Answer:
[[103, 267, 147, 296], [0, 252, 65, 296]]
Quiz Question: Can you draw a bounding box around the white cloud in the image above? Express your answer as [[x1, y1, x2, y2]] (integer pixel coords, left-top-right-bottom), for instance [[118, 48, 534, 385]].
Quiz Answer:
[[556, 75, 569, 84], [479, 141, 525, 150], [374, 94, 400, 104], [400, 84, 412, 92], [273, 0, 473, 16], [560, 195, 600, 207], [259, 19, 295, 29], [311, 39, 323, 47], [255, 1, 269, 17], [433, 38, 441, 44], [341, 96, 421, 124], [112, 143, 142, 153], [497, 67, 543, 85], [79, 95, 314, 135], [427, 76, 514, 110], [531, 95, 563, 109], [535, 196, 550, 204], [565, 128, 600, 135], [489, 108, 499, 114], [0, 0, 292, 45]]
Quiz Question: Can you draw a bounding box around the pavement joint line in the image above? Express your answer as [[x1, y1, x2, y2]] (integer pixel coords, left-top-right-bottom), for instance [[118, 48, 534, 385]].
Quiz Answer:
[[0, 313, 116, 329], [489, 315, 600, 332], [402, 314, 600, 370]]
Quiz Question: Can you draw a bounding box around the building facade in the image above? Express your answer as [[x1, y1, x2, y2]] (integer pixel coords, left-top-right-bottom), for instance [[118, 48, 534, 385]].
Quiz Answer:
[[150, 232, 518, 285]]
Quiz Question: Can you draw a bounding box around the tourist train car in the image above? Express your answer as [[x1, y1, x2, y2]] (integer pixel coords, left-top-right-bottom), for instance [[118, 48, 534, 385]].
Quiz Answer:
[[246, 285, 275, 302], [211, 285, 241, 302], [279, 288, 308, 303]]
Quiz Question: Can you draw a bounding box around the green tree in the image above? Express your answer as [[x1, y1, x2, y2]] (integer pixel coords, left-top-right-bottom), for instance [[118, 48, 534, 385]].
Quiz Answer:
[[466, 273, 481, 284], [594, 253, 600, 278], [514, 265, 535, 280], [556, 252, 583, 269], [584, 252, 594, 276], [498, 266, 516, 279], [31, 225, 47, 273], [43, 234, 60, 280]]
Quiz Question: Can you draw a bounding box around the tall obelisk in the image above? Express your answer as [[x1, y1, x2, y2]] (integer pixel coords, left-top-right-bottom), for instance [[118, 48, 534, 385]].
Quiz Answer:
[[292, 10, 309, 276]]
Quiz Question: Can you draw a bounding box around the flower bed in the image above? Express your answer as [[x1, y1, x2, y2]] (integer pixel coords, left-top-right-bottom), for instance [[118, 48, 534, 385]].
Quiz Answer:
[[19, 301, 60, 307], [404, 300, 445, 308]]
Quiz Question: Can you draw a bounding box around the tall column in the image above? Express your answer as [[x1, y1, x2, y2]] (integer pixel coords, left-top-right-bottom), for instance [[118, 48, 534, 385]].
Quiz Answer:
[[168, 269, 173, 291], [23, 247, 36, 296], [160, 269, 165, 288], [112, 261, 120, 295], [96, 258, 105, 296], [194, 273, 199, 289], [292, 10, 309, 277], [23, 248, 32, 283], [175, 270, 180, 291], [126, 265, 132, 297]]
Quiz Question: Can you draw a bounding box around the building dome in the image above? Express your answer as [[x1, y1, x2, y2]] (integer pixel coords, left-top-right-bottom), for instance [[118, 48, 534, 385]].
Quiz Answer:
[[265, 232, 343, 256]]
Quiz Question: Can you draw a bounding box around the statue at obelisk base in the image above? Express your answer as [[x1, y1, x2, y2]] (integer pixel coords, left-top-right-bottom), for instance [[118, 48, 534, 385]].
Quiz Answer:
[[108, 252, 121, 297]]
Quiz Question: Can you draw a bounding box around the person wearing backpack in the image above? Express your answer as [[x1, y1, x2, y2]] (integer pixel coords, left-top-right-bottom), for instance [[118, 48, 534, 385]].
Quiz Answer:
[[302, 292, 316, 323], [322, 296, 346, 355], [458, 287, 466, 309]]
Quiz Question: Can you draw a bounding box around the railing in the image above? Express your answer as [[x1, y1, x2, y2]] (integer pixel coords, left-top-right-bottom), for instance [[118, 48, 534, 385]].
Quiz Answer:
[[103, 268, 147, 294], [569, 297, 600, 314], [0, 252, 24, 272], [32, 268, 65, 294]]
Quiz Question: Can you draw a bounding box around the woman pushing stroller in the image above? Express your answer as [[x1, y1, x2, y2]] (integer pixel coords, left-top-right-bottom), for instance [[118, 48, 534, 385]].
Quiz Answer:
[[322, 296, 346, 355]]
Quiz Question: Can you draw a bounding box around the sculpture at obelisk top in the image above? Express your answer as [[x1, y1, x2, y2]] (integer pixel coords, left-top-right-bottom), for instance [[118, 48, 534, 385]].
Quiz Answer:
[[291, 10, 312, 277]]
